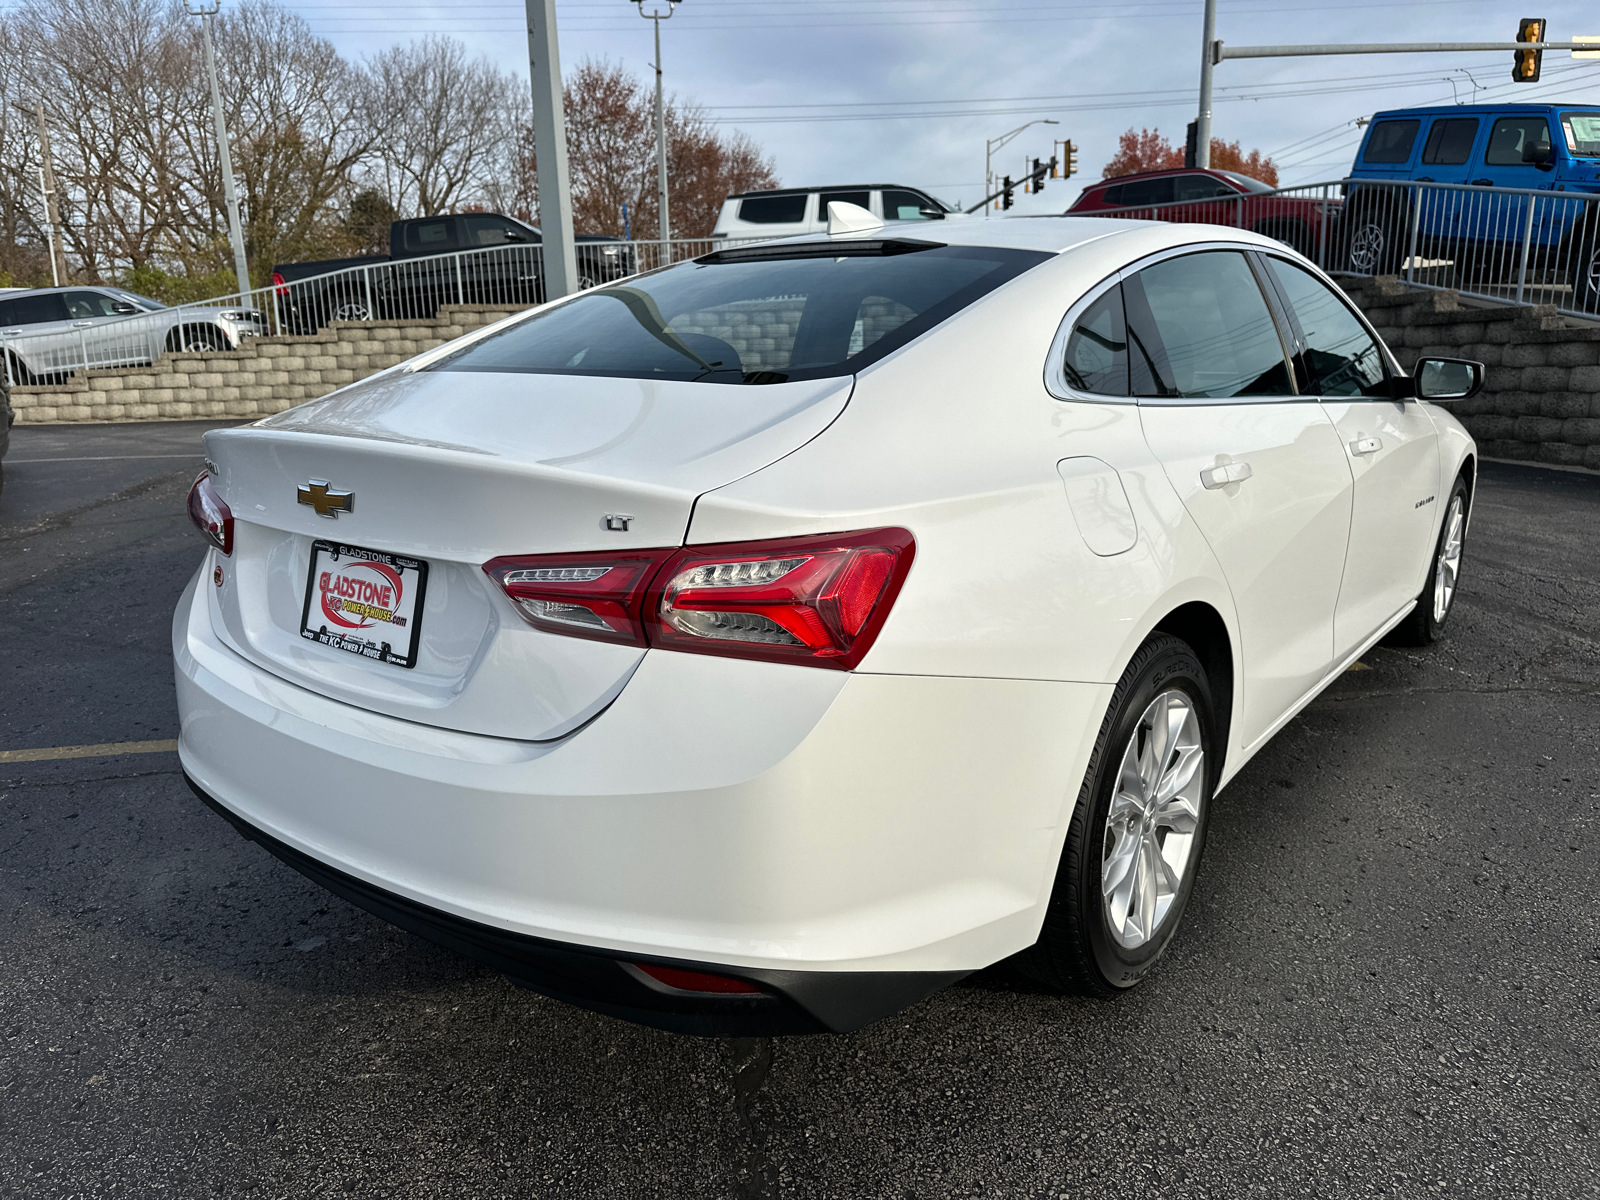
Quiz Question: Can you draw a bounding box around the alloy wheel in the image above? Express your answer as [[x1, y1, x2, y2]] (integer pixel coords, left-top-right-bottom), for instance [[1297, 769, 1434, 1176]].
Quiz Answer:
[[1349, 223, 1385, 273], [1101, 689, 1205, 949], [1432, 494, 1465, 623], [333, 300, 370, 322]]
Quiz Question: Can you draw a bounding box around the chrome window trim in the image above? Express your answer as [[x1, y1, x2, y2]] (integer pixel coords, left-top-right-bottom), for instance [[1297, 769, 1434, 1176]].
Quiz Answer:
[[1047, 239, 1316, 408]]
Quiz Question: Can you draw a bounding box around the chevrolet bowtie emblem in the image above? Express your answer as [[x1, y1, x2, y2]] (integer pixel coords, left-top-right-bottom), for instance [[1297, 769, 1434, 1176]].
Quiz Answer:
[[297, 479, 354, 518]]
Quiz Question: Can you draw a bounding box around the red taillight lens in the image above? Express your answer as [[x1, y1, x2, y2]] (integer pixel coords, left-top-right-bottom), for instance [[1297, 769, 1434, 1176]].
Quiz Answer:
[[271, 270, 288, 297], [186, 473, 233, 556], [645, 528, 915, 670], [482, 549, 676, 647], [632, 964, 763, 994]]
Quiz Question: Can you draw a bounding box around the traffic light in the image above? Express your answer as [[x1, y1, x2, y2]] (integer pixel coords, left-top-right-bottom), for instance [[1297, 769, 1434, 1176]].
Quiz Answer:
[[1063, 140, 1078, 178], [1001, 175, 1015, 210], [1029, 157, 1045, 195], [1513, 17, 1546, 83]]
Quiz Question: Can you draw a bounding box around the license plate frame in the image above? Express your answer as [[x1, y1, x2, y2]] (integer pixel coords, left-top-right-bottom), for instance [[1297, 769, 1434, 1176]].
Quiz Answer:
[[299, 540, 429, 669]]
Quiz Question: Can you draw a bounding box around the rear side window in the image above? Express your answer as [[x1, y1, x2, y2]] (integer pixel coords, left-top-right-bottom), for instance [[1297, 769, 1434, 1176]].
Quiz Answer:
[[0, 293, 69, 325], [434, 243, 1050, 385], [1421, 118, 1479, 165], [1060, 286, 1128, 396], [1265, 258, 1388, 397], [405, 221, 457, 252], [1104, 177, 1174, 207], [818, 190, 871, 217], [1561, 112, 1600, 157], [1363, 119, 1421, 164], [1485, 115, 1553, 165], [738, 194, 807, 224], [1123, 251, 1293, 399]]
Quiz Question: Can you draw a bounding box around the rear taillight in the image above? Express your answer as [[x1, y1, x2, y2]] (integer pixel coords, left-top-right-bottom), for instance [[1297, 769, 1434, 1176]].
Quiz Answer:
[[482, 549, 675, 647], [646, 528, 914, 670], [271, 270, 288, 297], [186, 473, 233, 556], [485, 530, 914, 668]]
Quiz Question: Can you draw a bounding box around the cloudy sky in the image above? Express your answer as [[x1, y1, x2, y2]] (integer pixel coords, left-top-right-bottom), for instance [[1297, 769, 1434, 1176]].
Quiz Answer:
[[286, 0, 1600, 215]]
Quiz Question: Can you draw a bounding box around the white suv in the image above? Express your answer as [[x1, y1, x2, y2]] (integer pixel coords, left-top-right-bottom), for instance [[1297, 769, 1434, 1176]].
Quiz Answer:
[[711, 184, 957, 240]]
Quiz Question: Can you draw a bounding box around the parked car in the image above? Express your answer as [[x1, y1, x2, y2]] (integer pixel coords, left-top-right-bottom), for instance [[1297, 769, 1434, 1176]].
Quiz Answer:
[[0, 286, 265, 386], [0, 348, 11, 494], [710, 183, 957, 239], [1342, 103, 1600, 305], [271, 214, 633, 335], [1067, 167, 1339, 256], [178, 215, 1479, 1036]]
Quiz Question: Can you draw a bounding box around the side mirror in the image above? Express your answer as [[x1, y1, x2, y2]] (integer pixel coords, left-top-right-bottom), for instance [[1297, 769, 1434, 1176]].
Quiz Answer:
[[1522, 141, 1554, 169], [112, 302, 138, 314], [504, 229, 526, 242], [1410, 356, 1485, 401], [916, 207, 947, 220]]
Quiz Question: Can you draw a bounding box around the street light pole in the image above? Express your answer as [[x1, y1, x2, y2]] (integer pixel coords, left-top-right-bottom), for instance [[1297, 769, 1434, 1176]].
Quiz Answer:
[[984, 119, 1057, 216], [187, 0, 251, 298], [1195, 0, 1217, 169], [526, 0, 578, 300], [633, 1, 679, 259]]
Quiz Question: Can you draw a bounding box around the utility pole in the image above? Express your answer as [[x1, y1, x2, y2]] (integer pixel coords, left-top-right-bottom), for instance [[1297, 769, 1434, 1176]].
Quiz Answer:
[[526, 0, 578, 300], [633, 1, 680, 259], [984, 118, 1056, 216], [32, 101, 68, 286], [1195, 0, 1217, 169], [188, 1, 251, 298]]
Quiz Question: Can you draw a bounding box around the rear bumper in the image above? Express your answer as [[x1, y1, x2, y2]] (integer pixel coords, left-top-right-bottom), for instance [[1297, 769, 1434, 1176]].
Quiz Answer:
[[174, 564, 1110, 1032], [188, 772, 958, 1036]]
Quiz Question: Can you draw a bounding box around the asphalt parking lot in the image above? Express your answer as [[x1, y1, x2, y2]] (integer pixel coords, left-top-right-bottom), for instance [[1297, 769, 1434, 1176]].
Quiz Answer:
[[1, 421, 1596, 1200]]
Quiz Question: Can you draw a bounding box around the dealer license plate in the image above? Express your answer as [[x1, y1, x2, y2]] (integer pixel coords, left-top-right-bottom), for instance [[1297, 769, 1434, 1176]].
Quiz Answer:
[[299, 541, 429, 669]]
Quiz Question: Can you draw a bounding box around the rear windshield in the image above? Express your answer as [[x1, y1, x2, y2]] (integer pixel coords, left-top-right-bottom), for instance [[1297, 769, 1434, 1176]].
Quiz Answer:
[[1561, 112, 1600, 157], [1363, 119, 1420, 164], [434, 243, 1050, 385]]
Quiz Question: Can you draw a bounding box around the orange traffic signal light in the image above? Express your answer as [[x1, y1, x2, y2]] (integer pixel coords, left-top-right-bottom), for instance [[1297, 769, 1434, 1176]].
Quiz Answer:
[[1513, 17, 1546, 83]]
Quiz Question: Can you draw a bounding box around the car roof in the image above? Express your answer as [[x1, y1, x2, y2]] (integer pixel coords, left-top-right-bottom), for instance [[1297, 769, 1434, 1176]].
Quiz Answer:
[[1078, 167, 1227, 189], [1371, 103, 1600, 118], [742, 214, 1285, 258], [728, 184, 931, 200], [0, 285, 111, 297]]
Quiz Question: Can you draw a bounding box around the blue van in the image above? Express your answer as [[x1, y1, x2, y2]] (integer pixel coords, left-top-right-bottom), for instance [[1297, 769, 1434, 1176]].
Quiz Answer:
[[1342, 103, 1600, 306]]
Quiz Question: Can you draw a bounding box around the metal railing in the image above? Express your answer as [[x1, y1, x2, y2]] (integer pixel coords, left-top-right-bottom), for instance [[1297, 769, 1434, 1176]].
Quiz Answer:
[[9, 181, 1595, 388], [1073, 177, 1600, 318]]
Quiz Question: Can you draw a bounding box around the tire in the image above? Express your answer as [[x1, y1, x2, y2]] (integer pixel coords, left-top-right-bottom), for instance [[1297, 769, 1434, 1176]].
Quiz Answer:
[[1569, 219, 1600, 315], [1387, 476, 1469, 647], [1343, 193, 1406, 275], [328, 290, 372, 324], [167, 325, 228, 354], [1016, 633, 1217, 997]]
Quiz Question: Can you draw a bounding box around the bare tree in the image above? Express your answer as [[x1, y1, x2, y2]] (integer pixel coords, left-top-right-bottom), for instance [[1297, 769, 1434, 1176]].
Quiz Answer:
[[363, 37, 516, 217]]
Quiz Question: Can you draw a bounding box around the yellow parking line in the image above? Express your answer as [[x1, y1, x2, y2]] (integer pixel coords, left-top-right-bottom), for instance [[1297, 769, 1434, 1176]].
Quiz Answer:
[[0, 739, 179, 764]]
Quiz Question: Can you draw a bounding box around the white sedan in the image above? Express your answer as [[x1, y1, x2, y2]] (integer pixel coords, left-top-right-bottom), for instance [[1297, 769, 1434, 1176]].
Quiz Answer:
[[174, 210, 1481, 1036]]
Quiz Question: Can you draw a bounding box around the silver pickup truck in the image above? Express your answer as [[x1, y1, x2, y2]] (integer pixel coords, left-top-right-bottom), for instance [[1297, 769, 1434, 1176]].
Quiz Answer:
[[0, 286, 265, 386]]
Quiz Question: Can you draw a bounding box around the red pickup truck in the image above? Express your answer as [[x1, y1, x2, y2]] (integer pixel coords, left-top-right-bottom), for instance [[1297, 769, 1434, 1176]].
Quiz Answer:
[[1067, 167, 1339, 259]]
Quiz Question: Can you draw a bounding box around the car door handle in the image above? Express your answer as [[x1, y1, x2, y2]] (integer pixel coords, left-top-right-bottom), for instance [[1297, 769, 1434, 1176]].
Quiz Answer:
[[2, 328, 21, 335], [1200, 462, 1252, 489], [1471, 179, 1493, 187], [71, 320, 95, 327], [1350, 436, 1383, 456]]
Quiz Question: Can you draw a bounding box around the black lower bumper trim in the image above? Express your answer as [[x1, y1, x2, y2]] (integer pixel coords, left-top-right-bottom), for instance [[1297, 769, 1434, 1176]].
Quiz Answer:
[[187, 775, 965, 1036]]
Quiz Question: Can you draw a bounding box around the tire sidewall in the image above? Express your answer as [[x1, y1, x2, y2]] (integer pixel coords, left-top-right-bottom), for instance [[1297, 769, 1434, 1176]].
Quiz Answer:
[[1421, 478, 1470, 640], [1076, 641, 1217, 990]]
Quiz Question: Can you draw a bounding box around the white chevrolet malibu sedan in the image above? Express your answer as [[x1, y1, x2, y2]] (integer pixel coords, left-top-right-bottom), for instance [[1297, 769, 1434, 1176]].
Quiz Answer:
[[175, 211, 1481, 1036]]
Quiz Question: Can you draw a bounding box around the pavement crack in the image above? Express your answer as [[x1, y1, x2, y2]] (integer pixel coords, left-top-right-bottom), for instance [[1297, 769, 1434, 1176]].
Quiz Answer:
[[1330, 684, 1600, 702], [725, 1037, 777, 1200], [0, 767, 183, 791]]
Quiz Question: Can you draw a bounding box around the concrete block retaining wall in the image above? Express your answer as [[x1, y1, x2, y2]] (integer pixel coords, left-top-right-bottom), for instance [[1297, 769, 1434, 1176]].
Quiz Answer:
[[1340, 276, 1600, 472], [10, 281, 1600, 472], [7, 305, 524, 424]]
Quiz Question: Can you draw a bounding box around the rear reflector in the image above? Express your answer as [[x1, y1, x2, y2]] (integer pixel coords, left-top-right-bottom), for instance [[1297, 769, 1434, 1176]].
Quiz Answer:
[[482, 549, 675, 646], [633, 964, 764, 994], [186, 473, 233, 556], [483, 529, 915, 669], [646, 528, 915, 670]]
